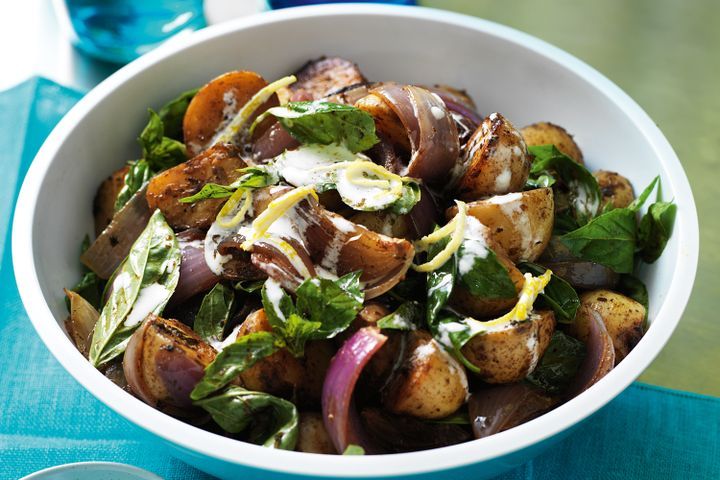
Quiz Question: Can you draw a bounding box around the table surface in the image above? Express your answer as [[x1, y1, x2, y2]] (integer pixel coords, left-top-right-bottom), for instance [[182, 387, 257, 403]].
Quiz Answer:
[[1, 0, 718, 396]]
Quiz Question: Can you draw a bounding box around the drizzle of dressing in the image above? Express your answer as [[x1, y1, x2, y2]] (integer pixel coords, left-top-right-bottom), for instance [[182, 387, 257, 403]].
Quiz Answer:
[[457, 216, 490, 276], [486, 192, 533, 257], [124, 283, 170, 328], [263, 278, 287, 321]]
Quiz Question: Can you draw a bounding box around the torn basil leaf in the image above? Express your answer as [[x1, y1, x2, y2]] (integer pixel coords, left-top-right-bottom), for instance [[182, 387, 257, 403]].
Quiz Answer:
[[343, 444, 365, 455], [457, 242, 516, 300], [425, 235, 456, 326], [388, 181, 421, 215], [88, 210, 181, 367], [638, 200, 677, 263], [519, 262, 580, 323], [179, 165, 279, 203], [194, 283, 235, 344], [263, 101, 379, 153], [139, 109, 187, 171], [377, 301, 422, 330], [157, 87, 199, 141], [114, 159, 152, 211], [526, 331, 585, 394], [194, 385, 298, 450]]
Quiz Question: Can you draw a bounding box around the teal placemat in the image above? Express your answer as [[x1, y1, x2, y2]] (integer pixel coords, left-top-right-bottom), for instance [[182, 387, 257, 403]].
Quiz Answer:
[[0, 78, 717, 480]]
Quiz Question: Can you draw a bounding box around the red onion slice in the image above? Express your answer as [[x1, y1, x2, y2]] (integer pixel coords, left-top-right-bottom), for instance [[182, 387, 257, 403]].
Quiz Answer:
[[567, 309, 616, 397], [371, 84, 460, 184], [170, 229, 220, 305], [252, 121, 300, 162], [322, 327, 387, 454]]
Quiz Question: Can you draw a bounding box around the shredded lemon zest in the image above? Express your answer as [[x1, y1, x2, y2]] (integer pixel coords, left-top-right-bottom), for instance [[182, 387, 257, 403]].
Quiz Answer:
[[412, 200, 468, 272], [343, 161, 402, 194], [213, 75, 297, 145], [216, 188, 253, 228], [241, 185, 318, 250]]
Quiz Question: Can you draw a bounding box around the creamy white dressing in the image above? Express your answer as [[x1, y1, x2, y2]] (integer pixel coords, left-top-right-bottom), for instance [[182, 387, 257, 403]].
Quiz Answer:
[[263, 278, 287, 321], [494, 168, 512, 192], [430, 105, 445, 120], [124, 283, 170, 328], [526, 327, 541, 373], [221, 90, 238, 123], [335, 164, 402, 210], [210, 324, 242, 352], [457, 216, 490, 276], [487, 192, 533, 258]]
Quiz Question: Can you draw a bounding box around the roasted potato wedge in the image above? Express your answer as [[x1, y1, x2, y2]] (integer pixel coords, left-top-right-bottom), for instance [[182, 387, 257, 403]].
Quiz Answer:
[[450, 253, 525, 318], [93, 165, 129, 236], [594, 170, 635, 209], [456, 113, 531, 200], [568, 290, 645, 362], [146, 144, 246, 229], [183, 70, 278, 156], [448, 188, 554, 262], [461, 310, 556, 384], [521, 122, 584, 164], [290, 57, 366, 100], [297, 412, 336, 454], [355, 93, 411, 152], [383, 330, 468, 419]]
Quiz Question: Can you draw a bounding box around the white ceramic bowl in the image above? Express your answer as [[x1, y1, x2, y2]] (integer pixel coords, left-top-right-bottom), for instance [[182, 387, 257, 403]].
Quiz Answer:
[[12, 4, 698, 480], [20, 462, 163, 480]]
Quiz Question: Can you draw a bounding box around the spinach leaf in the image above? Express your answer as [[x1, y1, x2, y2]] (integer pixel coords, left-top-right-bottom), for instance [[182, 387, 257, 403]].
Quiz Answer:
[[425, 236, 456, 326], [377, 301, 422, 330], [157, 87, 199, 141], [560, 207, 637, 273], [526, 331, 585, 394], [388, 181, 421, 215], [194, 283, 235, 344], [139, 109, 187, 171], [617, 274, 649, 322], [263, 101, 379, 153], [343, 445, 365, 455], [114, 159, 153, 212], [88, 210, 181, 367], [457, 242, 516, 299], [179, 165, 279, 203], [432, 314, 481, 373], [66, 235, 106, 311], [191, 332, 281, 400], [519, 262, 580, 323], [637, 201, 677, 263], [194, 385, 298, 450], [528, 145, 601, 225]]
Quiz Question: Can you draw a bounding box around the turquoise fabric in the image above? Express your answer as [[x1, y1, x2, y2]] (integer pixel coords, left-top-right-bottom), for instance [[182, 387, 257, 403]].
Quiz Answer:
[[0, 78, 718, 480]]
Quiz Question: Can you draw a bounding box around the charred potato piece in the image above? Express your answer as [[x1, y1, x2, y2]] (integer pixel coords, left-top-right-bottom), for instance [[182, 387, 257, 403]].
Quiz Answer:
[[456, 113, 531, 200], [296, 412, 336, 454], [124, 315, 217, 411], [448, 188, 554, 262], [383, 330, 468, 419], [594, 170, 635, 209], [146, 144, 246, 229], [183, 70, 278, 156], [290, 57, 366, 100], [521, 122, 584, 164], [450, 254, 526, 318], [355, 93, 411, 152], [462, 310, 556, 384], [568, 290, 645, 362], [349, 211, 412, 239], [93, 165, 129, 236], [300, 340, 334, 405]]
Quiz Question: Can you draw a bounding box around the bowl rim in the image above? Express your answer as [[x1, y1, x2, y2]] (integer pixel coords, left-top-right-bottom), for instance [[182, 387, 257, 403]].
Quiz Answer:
[[20, 462, 163, 480], [12, 3, 699, 478]]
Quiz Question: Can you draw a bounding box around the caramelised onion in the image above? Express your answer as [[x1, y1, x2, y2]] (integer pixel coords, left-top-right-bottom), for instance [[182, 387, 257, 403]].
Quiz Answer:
[[322, 327, 387, 454], [124, 315, 216, 412], [64, 289, 99, 358], [468, 383, 556, 439], [423, 85, 482, 126], [566, 309, 615, 397], [371, 84, 460, 184], [251, 237, 316, 291], [170, 229, 220, 306], [81, 185, 152, 279], [252, 121, 300, 162]]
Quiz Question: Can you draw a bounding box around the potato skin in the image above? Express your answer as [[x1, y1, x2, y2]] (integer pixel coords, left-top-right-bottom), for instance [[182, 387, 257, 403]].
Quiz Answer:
[[383, 330, 468, 419], [568, 290, 645, 362], [521, 122, 584, 164], [456, 113, 531, 200], [461, 310, 556, 384], [296, 412, 336, 454], [146, 144, 246, 229], [355, 93, 411, 152], [450, 254, 525, 318], [93, 165, 129, 236], [448, 188, 555, 262], [594, 170, 635, 209], [183, 70, 278, 156]]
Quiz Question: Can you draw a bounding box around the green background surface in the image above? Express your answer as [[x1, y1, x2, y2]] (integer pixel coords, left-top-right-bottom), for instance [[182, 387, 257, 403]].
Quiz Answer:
[[421, 0, 719, 396]]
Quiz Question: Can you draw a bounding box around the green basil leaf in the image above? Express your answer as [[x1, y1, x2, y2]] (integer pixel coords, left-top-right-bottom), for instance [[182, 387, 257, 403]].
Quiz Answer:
[[457, 243, 516, 299], [157, 88, 199, 141], [560, 207, 637, 273], [139, 109, 187, 171], [637, 201, 677, 263], [89, 210, 181, 367], [628, 176, 659, 212], [179, 183, 237, 203], [519, 262, 580, 323], [388, 181, 421, 215], [191, 331, 281, 400], [179, 165, 279, 203], [432, 314, 481, 374], [425, 235, 456, 326], [266, 101, 379, 153], [528, 144, 601, 224], [617, 274, 649, 322], [295, 271, 364, 338], [552, 210, 580, 235], [280, 313, 322, 357], [343, 445, 365, 455], [194, 385, 298, 450], [114, 159, 153, 212], [234, 279, 265, 293], [428, 411, 471, 425], [377, 301, 422, 330], [194, 283, 235, 344], [525, 172, 556, 189], [526, 331, 586, 394], [261, 279, 297, 332]]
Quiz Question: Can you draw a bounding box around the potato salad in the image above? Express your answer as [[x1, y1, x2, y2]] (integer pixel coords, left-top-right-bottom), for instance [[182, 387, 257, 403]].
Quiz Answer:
[[64, 57, 676, 454]]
